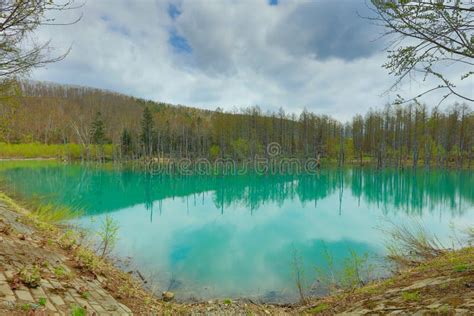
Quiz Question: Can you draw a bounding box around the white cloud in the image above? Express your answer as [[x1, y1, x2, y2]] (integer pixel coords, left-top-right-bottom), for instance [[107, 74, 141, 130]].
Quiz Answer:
[[31, 0, 473, 122]]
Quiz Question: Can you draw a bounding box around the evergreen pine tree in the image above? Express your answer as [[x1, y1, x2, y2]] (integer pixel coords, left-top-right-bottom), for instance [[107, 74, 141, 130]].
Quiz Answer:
[[141, 106, 154, 156], [91, 111, 105, 145]]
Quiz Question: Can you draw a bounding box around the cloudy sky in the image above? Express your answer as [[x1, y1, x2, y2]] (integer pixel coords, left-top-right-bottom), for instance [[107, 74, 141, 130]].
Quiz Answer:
[[32, 0, 473, 121]]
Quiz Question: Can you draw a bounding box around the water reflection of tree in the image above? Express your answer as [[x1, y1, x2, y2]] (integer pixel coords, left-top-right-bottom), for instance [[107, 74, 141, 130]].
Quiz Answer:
[[1, 165, 472, 217]]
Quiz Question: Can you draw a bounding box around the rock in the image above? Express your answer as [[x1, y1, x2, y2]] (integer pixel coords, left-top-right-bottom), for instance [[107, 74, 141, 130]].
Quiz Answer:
[[413, 310, 430, 316], [105, 304, 118, 311], [162, 291, 175, 302], [402, 277, 449, 291], [373, 304, 386, 311], [427, 303, 442, 309]]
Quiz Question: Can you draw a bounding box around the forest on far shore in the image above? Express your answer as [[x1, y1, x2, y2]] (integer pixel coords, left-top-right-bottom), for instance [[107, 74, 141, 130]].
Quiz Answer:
[[0, 81, 472, 168]]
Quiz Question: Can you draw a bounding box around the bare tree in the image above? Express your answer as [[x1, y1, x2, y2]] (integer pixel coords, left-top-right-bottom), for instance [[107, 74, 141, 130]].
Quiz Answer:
[[369, 0, 474, 104], [0, 0, 81, 80]]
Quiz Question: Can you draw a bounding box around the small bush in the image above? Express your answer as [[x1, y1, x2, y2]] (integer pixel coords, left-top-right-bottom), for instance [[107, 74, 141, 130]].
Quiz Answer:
[[21, 303, 31, 311], [315, 245, 375, 293], [97, 215, 119, 258], [75, 247, 102, 273], [38, 297, 47, 306], [70, 305, 86, 316], [340, 250, 373, 289], [58, 230, 80, 250], [291, 246, 308, 304], [384, 221, 445, 268], [53, 265, 72, 280], [18, 265, 41, 288]]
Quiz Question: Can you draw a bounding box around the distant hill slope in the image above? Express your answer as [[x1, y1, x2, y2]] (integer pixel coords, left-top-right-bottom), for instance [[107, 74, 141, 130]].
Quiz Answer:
[[7, 81, 215, 145], [0, 80, 471, 167]]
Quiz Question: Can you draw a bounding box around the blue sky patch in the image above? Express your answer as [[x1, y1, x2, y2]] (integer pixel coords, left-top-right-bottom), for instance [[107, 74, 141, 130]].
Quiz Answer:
[[168, 4, 181, 20], [169, 30, 192, 54]]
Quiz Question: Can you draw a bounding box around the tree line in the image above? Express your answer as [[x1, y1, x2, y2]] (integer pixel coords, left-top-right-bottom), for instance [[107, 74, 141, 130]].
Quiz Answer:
[[0, 81, 472, 168]]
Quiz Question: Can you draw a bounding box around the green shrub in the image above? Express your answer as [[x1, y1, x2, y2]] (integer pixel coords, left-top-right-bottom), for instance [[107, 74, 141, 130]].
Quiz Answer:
[[31, 203, 82, 224], [58, 229, 80, 250], [402, 291, 420, 301], [315, 246, 374, 292], [18, 265, 41, 288], [70, 305, 86, 316], [76, 247, 102, 272], [97, 215, 119, 258], [453, 264, 469, 272], [53, 266, 69, 279]]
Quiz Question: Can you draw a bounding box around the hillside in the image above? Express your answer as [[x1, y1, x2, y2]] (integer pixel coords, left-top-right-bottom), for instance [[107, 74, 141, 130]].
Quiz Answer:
[[0, 81, 472, 168]]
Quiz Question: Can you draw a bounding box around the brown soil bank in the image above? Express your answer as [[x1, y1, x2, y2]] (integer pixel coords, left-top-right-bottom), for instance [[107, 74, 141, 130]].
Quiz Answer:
[[0, 193, 472, 315]]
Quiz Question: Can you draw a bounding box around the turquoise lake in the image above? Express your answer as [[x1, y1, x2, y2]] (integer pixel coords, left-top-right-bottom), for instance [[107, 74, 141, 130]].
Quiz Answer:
[[0, 161, 473, 302]]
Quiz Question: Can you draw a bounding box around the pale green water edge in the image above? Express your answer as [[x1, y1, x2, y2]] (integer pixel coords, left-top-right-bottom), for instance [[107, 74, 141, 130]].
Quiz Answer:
[[0, 161, 473, 302]]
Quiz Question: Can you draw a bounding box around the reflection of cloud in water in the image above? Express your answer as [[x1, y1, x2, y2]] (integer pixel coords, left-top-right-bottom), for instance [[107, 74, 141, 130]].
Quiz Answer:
[[78, 190, 473, 301], [1, 162, 474, 301]]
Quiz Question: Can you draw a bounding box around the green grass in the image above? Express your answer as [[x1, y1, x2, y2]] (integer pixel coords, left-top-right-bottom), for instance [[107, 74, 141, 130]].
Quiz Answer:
[[0, 142, 114, 159], [53, 266, 67, 279], [70, 305, 86, 316], [30, 203, 82, 223], [401, 291, 420, 302], [38, 297, 47, 306], [19, 265, 41, 288], [307, 303, 329, 313], [453, 264, 469, 273], [21, 303, 31, 311]]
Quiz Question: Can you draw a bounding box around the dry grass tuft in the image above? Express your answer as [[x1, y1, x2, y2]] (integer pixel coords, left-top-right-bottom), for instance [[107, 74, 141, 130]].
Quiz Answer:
[[383, 220, 446, 268]]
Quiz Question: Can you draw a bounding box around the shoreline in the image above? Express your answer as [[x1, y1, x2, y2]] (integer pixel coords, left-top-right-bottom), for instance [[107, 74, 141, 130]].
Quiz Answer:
[[0, 156, 472, 172], [0, 158, 57, 161], [0, 190, 473, 314]]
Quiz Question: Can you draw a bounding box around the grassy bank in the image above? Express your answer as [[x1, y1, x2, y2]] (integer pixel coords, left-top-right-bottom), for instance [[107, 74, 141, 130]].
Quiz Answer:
[[0, 143, 114, 160], [1, 143, 472, 170], [300, 246, 474, 314]]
